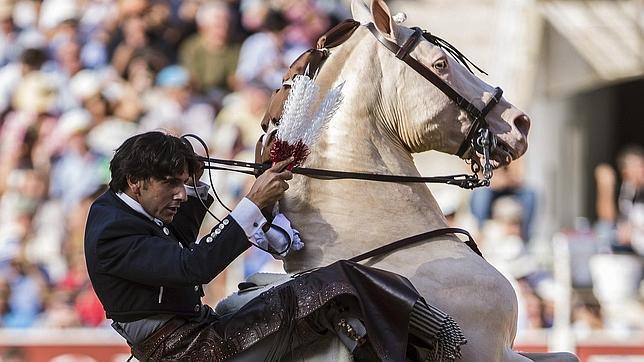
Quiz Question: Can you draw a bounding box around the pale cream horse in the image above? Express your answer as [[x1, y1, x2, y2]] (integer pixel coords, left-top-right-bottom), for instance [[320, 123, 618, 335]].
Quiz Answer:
[[263, 1, 577, 361]]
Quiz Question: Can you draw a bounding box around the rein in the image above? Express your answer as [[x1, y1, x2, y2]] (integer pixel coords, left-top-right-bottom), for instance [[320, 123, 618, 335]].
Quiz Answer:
[[199, 155, 486, 189]]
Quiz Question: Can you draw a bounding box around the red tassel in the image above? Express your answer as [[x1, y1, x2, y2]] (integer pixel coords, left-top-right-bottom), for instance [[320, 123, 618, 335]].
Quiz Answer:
[[270, 138, 310, 170]]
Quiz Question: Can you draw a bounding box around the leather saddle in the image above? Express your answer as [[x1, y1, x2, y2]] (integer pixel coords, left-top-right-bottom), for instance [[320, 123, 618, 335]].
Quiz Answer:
[[132, 260, 466, 361], [215, 272, 291, 317]]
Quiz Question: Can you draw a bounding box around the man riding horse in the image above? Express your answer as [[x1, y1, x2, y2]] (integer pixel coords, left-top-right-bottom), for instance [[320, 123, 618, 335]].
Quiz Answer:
[[85, 131, 465, 361]]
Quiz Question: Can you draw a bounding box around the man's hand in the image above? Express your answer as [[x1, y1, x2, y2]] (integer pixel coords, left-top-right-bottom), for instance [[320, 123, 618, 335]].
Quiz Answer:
[[246, 158, 294, 210]]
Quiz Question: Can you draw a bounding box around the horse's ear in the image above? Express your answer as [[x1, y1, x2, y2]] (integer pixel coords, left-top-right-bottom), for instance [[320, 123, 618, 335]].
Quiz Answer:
[[351, 0, 371, 24], [371, 0, 398, 40]]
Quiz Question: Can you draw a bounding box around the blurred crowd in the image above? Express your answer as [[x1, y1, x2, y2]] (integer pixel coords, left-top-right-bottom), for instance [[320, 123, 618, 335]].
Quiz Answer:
[[0, 0, 348, 329], [0, 0, 641, 346]]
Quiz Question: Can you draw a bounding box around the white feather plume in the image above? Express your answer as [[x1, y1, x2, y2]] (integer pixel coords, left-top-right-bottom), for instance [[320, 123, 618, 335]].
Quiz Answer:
[[277, 75, 344, 147], [302, 81, 345, 146], [278, 75, 319, 144]]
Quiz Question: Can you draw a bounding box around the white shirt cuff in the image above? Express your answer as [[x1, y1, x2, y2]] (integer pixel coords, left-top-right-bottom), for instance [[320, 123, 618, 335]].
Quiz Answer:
[[185, 181, 210, 199], [250, 213, 304, 257], [229, 197, 266, 238]]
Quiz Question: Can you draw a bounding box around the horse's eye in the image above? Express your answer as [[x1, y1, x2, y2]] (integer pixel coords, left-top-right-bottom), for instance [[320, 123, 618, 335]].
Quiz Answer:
[[433, 58, 448, 71]]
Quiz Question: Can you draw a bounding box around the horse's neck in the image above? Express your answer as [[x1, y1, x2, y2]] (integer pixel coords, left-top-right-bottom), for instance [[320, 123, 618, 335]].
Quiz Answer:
[[281, 43, 448, 271]]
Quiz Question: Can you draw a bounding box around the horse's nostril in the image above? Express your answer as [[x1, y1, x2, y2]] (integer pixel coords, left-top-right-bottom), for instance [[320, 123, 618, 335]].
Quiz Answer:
[[514, 115, 531, 137]]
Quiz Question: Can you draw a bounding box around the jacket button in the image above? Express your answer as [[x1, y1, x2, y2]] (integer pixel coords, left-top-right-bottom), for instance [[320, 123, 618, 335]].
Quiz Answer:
[[162, 227, 170, 235], [223, 219, 229, 225], [194, 286, 199, 292], [194, 304, 200, 312]]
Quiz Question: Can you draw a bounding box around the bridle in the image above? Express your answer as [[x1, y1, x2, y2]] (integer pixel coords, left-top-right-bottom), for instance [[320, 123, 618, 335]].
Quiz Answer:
[[365, 23, 502, 183]]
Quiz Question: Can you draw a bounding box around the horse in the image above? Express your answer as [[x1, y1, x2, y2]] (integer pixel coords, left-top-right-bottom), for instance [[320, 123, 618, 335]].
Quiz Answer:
[[252, 1, 577, 361]]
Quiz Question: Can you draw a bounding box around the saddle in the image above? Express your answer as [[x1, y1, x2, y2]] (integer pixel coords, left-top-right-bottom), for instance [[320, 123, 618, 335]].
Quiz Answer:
[[131, 260, 466, 361]]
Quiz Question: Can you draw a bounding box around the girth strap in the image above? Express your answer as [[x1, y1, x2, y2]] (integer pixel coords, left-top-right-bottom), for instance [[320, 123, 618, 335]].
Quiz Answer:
[[349, 227, 482, 263]]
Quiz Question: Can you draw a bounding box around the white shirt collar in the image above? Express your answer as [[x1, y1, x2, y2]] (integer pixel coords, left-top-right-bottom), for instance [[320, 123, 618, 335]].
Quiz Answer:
[[116, 191, 164, 226]]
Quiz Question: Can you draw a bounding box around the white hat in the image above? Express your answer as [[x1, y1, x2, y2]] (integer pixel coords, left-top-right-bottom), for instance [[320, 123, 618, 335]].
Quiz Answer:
[[12, 72, 58, 114], [38, 0, 78, 30], [86, 118, 137, 156], [55, 109, 92, 138], [70, 69, 102, 101]]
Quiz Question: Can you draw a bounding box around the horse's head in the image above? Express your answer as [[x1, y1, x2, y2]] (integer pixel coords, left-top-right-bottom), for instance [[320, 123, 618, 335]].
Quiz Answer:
[[352, 0, 530, 170]]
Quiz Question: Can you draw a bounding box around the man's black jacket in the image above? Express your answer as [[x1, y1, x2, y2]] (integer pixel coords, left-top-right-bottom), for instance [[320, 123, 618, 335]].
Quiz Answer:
[[84, 190, 250, 322]]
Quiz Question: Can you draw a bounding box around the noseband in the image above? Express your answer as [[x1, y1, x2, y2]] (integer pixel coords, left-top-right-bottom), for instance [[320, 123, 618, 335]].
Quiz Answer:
[[366, 23, 502, 183]]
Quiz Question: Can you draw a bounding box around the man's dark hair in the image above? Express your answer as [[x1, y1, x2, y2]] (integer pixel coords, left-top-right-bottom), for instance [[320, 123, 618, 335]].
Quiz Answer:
[[109, 131, 199, 192]]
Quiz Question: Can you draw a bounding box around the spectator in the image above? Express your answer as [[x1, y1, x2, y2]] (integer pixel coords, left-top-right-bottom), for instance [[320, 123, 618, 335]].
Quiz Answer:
[[36, 289, 81, 328], [138, 64, 215, 144], [571, 293, 603, 338], [0, 2, 21, 66], [68, 69, 112, 124], [111, 15, 151, 77], [470, 164, 537, 241], [282, 0, 330, 50], [592, 145, 644, 332], [179, 2, 240, 99], [1, 258, 47, 328], [0, 277, 11, 327], [594, 145, 644, 254], [235, 9, 306, 90], [49, 109, 106, 211], [211, 81, 271, 155], [0, 47, 47, 115]]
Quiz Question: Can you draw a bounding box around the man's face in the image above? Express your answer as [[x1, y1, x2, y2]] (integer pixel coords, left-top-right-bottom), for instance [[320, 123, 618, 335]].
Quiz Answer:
[[136, 170, 189, 224]]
